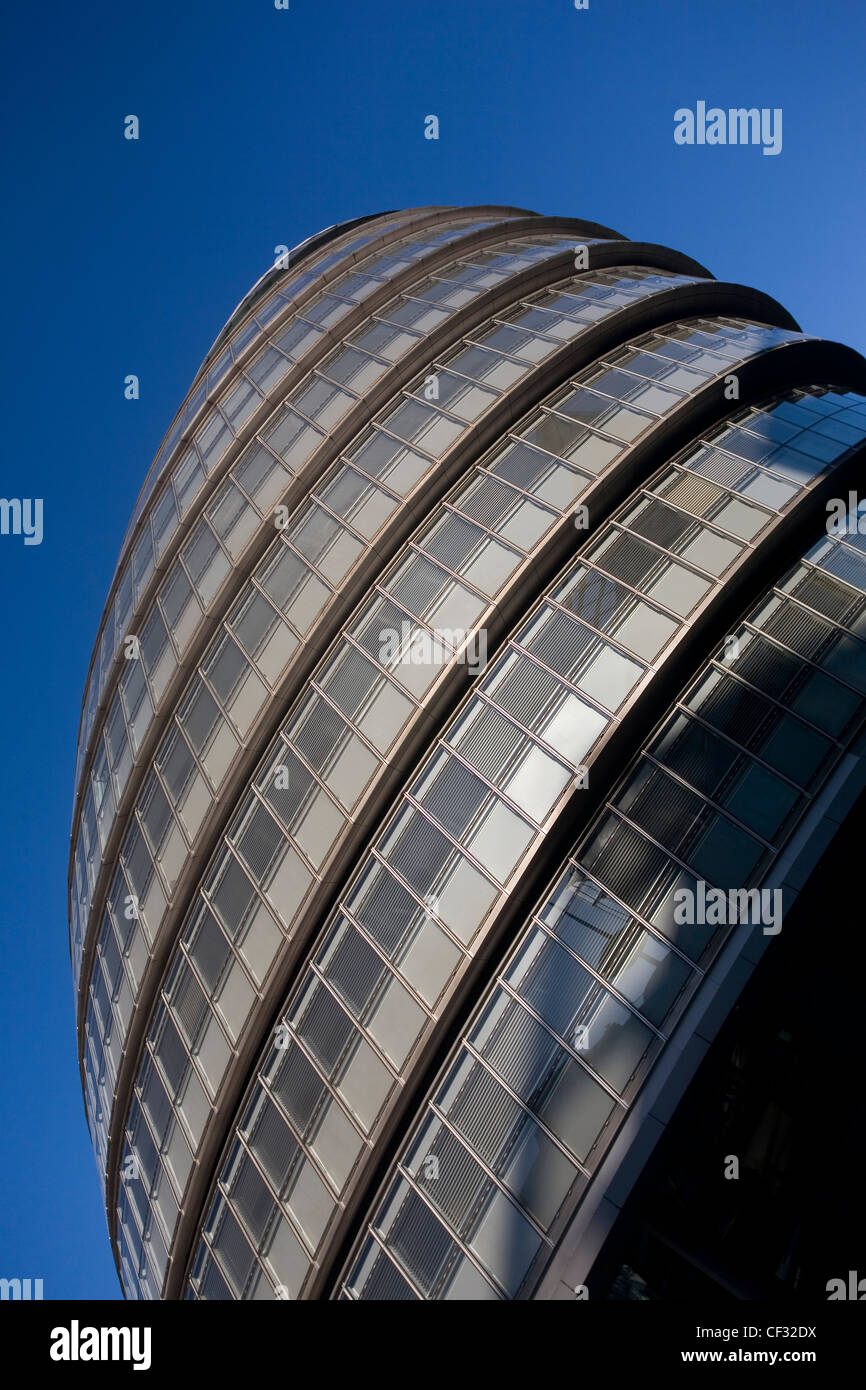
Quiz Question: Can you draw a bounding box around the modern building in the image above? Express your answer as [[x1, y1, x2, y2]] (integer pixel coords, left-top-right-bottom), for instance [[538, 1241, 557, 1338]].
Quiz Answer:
[[70, 205, 866, 1301]]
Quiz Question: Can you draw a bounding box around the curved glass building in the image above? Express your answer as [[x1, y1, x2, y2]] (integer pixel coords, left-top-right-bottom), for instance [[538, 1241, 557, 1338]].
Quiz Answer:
[[70, 205, 866, 1300]]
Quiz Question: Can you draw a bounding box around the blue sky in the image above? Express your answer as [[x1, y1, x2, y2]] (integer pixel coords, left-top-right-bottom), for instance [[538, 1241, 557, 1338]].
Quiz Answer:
[[0, 0, 863, 1299]]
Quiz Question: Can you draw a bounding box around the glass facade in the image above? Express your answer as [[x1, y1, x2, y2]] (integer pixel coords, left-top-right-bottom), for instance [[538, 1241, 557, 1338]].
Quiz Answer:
[[73, 211, 567, 807], [184, 386, 866, 1302], [107, 320, 821, 1290], [340, 470, 866, 1301], [79, 269, 738, 1165], [70, 205, 866, 1300], [72, 231, 632, 993]]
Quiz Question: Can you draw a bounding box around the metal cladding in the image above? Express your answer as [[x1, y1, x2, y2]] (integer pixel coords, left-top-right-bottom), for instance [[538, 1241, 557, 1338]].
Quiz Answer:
[[70, 206, 866, 1300]]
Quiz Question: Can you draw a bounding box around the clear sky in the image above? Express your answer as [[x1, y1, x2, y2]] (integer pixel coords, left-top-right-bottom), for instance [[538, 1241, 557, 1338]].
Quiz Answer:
[[0, 0, 863, 1300]]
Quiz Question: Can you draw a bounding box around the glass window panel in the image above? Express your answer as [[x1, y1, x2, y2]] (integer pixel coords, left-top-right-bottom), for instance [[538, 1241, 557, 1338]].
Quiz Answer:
[[260, 543, 332, 634], [645, 559, 712, 616], [506, 930, 654, 1091], [472, 993, 616, 1162], [542, 871, 691, 1025], [308, 1088, 364, 1191]]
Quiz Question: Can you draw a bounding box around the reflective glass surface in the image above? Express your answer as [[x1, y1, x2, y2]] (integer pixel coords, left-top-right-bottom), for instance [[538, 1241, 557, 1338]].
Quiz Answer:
[[76, 210, 866, 1302], [105, 289, 748, 1232], [73, 214, 553, 806], [342, 464, 866, 1300], [72, 233, 629, 993], [179, 383, 866, 1302]]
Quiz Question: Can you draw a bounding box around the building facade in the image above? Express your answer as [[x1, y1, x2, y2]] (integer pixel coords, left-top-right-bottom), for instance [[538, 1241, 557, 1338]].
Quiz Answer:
[[70, 205, 866, 1300]]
